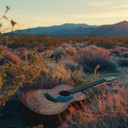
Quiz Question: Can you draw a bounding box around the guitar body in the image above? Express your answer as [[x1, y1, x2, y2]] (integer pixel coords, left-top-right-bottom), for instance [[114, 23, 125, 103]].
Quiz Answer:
[[19, 85, 86, 127]]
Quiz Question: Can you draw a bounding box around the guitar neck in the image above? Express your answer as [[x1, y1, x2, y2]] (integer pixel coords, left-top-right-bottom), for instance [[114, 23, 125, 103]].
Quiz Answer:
[[69, 79, 106, 94]]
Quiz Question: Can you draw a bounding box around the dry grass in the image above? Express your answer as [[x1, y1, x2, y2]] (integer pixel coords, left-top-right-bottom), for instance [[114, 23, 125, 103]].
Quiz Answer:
[[36, 63, 74, 89], [60, 85, 128, 128]]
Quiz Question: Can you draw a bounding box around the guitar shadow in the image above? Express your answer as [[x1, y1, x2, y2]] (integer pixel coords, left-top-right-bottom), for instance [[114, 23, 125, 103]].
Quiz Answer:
[[19, 100, 86, 128]]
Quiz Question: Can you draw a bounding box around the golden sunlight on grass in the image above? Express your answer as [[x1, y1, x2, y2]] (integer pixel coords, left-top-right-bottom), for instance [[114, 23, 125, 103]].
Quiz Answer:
[[60, 85, 128, 128]]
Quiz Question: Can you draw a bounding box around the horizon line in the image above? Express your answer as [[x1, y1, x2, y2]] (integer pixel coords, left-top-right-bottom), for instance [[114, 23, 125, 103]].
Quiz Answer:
[[3, 20, 128, 33]]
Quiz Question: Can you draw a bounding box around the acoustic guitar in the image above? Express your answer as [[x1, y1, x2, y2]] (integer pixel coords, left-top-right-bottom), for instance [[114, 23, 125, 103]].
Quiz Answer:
[[19, 76, 116, 127]]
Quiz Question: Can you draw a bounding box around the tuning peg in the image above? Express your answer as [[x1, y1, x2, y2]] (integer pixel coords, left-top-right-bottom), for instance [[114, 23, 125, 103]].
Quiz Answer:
[[106, 79, 118, 86], [104, 76, 117, 82]]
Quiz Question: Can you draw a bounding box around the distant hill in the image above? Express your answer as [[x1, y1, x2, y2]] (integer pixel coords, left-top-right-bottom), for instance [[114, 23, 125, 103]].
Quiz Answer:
[[87, 21, 128, 36], [6, 21, 128, 36]]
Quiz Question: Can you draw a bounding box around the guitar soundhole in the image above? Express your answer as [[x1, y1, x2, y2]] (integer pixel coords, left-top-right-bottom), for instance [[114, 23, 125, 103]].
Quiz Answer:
[[59, 91, 71, 96]]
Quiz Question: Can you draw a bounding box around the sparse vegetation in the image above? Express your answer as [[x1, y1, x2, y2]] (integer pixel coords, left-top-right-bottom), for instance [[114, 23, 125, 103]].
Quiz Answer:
[[0, 34, 128, 128]]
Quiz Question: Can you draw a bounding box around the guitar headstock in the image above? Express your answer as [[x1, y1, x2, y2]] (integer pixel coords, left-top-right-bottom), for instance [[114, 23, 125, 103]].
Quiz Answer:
[[104, 76, 117, 83]]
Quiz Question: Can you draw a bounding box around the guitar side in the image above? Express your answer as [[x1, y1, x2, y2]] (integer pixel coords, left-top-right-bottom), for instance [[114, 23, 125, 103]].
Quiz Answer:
[[19, 84, 86, 116]]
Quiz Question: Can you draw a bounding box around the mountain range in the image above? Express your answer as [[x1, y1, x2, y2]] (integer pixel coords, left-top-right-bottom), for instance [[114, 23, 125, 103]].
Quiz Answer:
[[8, 21, 128, 36]]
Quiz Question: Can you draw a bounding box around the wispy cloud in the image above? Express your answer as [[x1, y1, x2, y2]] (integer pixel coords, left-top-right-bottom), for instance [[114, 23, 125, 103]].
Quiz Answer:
[[66, 8, 128, 25], [109, 5, 128, 10], [86, 0, 111, 7], [67, 11, 128, 19], [85, 0, 128, 13], [34, 16, 42, 20], [65, 0, 128, 25]]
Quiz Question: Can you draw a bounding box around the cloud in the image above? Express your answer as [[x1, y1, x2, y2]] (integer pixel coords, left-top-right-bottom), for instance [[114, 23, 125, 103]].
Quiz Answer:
[[66, 8, 128, 25], [109, 5, 128, 10], [67, 10, 128, 19], [86, 0, 128, 11], [86, 0, 111, 7], [34, 16, 42, 20]]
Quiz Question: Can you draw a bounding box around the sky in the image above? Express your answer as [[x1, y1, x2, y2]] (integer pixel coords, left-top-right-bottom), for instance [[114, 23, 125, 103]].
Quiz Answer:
[[1, 0, 128, 31]]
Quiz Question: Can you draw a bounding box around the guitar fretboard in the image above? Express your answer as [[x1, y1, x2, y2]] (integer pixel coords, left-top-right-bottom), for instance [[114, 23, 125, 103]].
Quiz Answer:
[[69, 79, 106, 94]]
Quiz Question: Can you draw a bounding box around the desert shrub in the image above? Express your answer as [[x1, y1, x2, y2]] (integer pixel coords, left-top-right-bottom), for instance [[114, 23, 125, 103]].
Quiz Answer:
[[95, 41, 114, 49], [84, 58, 116, 72], [50, 49, 64, 60], [19, 50, 33, 60], [75, 45, 117, 72], [37, 44, 46, 52], [0, 46, 21, 65], [3, 51, 21, 65], [0, 51, 50, 106], [0, 45, 7, 60], [118, 58, 128, 66], [120, 51, 128, 58], [58, 60, 79, 71], [8, 42, 26, 49], [110, 46, 121, 55], [51, 43, 78, 60], [13, 47, 31, 57], [61, 43, 77, 56], [111, 46, 128, 57]]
